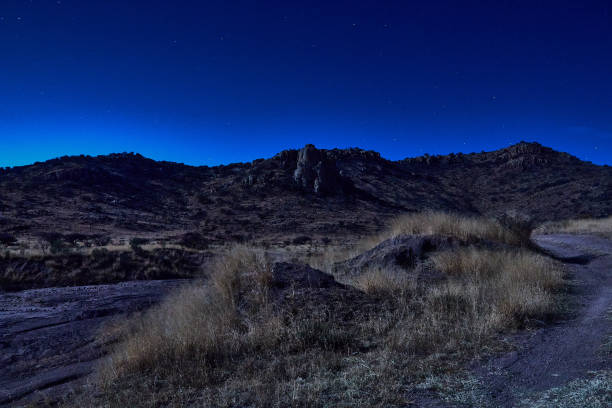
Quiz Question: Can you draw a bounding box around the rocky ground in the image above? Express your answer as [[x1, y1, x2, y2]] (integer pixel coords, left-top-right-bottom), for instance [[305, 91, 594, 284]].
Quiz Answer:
[[0, 280, 186, 406]]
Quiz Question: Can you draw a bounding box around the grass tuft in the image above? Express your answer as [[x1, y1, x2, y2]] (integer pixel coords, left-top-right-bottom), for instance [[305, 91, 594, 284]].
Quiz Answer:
[[536, 216, 612, 238]]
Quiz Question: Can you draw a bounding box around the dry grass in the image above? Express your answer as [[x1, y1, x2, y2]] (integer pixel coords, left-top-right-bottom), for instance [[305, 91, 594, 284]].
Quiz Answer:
[[78, 212, 566, 408], [351, 248, 563, 358], [431, 248, 563, 327], [89, 245, 397, 407], [98, 245, 276, 384], [351, 266, 415, 296], [536, 216, 612, 238], [357, 211, 532, 253]]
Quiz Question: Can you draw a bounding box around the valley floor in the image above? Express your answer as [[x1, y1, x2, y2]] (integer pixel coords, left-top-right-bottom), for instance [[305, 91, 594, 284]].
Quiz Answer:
[[0, 234, 610, 407]]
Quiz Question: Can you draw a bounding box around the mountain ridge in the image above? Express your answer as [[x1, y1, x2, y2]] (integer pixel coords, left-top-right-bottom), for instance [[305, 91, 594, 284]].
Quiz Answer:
[[0, 142, 609, 247], [0, 141, 597, 172]]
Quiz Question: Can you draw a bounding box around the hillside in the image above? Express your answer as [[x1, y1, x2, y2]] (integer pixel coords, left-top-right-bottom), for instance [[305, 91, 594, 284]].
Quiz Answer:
[[0, 142, 609, 248]]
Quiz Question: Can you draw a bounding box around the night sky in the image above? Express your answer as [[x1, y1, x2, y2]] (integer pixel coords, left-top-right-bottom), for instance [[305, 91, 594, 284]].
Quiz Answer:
[[1, 0, 611, 167]]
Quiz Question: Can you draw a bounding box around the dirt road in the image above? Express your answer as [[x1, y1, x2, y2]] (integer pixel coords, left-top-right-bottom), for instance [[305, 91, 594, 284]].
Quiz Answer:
[[475, 234, 612, 407], [0, 280, 185, 406]]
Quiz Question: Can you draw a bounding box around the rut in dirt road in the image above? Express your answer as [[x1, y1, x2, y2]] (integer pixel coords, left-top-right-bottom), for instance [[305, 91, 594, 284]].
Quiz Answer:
[[476, 234, 612, 407]]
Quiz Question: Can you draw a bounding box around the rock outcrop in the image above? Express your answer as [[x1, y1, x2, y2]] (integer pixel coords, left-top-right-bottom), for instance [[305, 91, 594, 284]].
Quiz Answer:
[[333, 234, 454, 279], [271, 262, 342, 290], [293, 144, 342, 194]]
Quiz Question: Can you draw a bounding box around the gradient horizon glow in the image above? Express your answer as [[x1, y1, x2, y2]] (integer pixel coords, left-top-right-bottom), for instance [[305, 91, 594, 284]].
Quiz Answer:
[[1, 0, 611, 167]]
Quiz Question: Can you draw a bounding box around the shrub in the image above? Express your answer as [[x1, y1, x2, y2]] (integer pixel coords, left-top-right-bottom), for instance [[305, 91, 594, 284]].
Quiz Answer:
[[94, 236, 111, 246], [179, 232, 209, 250], [49, 238, 68, 254], [292, 235, 311, 245], [0, 233, 17, 246], [129, 238, 149, 253]]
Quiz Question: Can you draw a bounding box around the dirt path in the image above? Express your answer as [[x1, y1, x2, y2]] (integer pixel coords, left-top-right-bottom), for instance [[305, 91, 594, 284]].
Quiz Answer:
[[0, 280, 185, 407], [474, 234, 612, 407]]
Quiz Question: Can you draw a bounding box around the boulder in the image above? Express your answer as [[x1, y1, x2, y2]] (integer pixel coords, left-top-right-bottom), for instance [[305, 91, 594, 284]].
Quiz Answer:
[[333, 234, 456, 278], [271, 262, 341, 290]]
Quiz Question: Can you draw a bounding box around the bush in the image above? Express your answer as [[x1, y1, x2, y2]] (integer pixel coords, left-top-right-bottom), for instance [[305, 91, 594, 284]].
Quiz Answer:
[[0, 233, 17, 246], [94, 236, 111, 246], [292, 235, 311, 245], [129, 238, 149, 253], [179, 232, 209, 250], [49, 238, 68, 254]]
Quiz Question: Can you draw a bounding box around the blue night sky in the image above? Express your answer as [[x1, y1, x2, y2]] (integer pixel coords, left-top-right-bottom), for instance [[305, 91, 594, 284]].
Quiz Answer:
[[1, 0, 611, 167]]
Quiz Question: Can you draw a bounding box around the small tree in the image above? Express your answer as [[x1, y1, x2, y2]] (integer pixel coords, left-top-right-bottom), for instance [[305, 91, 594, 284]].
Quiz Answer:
[[0, 233, 17, 247], [129, 238, 149, 255], [49, 238, 68, 255]]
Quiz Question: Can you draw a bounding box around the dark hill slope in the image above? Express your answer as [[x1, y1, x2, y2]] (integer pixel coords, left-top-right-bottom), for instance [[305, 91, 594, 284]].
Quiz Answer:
[[0, 142, 609, 245], [400, 142, 611, 221]]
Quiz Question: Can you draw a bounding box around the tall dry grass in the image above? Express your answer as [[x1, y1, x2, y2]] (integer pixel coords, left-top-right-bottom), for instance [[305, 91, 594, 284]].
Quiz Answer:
[[431, 248, 563, 326], [358, 211, 532, 253], [99, 245, 279, 383], [353, 248, 563, 357], [535, 216, 612, 238]]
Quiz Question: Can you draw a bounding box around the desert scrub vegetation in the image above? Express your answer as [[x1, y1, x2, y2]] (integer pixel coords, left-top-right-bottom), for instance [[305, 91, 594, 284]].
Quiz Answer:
[[81, 213, 565, 408], [430, 248, 563, 327], [98, 245, 277, 382], [350, 247, 563, 360], [535, 216, 612, 238], [88, 246, 401, 407]]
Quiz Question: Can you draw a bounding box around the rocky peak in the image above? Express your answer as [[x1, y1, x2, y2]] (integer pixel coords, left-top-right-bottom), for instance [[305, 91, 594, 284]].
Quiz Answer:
[[403, 141, 580, 169], [293, 144, 342, 194], [491, 141, 580, 169]]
